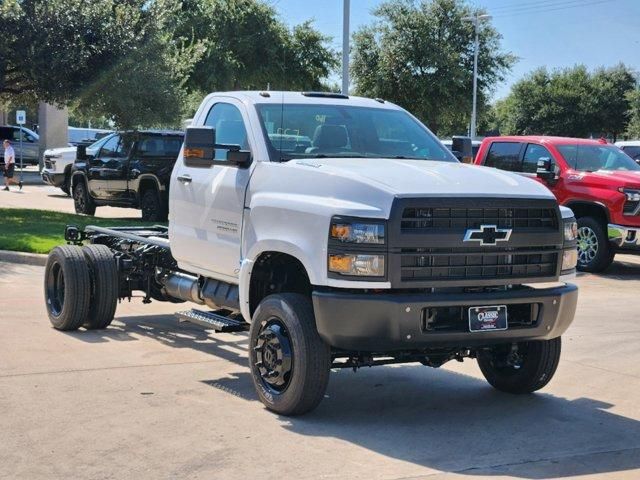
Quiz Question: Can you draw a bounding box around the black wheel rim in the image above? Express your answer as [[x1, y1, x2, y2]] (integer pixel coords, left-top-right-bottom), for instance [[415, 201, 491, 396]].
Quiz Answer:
[[46, 261, 65, 316], [484, 342, 530, 375], [254, 318, 293, 394], [142, 195, 157, 220], [74, 185, 85, 211]]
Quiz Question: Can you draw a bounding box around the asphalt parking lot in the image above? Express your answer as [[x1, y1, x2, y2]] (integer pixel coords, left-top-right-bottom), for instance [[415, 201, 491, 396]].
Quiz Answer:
[[1, 182, 140, 218], [1, 257, 640, 479]]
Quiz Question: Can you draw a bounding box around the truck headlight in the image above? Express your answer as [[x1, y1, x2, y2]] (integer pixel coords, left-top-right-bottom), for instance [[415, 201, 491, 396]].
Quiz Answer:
[[328, 254, 385, 277], [564, 219, 577, 241], [619, 188, 640, 202], [330, 220, 385, 244]]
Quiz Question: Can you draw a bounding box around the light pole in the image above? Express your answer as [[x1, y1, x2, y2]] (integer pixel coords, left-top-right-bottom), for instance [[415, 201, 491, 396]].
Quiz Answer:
[[342, 0, 350, 95], [463, 13, 491, 139]]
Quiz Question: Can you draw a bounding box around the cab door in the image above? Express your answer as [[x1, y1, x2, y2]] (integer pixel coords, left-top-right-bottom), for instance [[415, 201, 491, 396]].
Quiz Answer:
[[521, 143, 565, 200], [169, 99, 254, 281], [105, 134, 133, 202], [88, 134, 121, 199]]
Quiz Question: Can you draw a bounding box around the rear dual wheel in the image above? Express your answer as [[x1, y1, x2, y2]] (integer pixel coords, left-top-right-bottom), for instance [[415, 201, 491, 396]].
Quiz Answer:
[[44, 244, 118, 331]]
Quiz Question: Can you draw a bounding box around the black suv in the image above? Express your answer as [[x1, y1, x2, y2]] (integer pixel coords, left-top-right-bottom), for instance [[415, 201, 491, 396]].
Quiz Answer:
[[70, 130, 184, 221]]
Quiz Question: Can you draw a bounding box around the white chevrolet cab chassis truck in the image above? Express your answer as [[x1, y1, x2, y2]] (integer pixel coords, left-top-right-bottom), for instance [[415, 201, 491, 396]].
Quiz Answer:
[[44, 91, 579, 415]]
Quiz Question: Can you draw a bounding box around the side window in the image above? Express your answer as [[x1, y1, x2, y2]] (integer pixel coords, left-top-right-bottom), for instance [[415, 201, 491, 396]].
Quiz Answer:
[[98, 135, 120, 158], [484, 142, 523, 172], [116, 135, 133, 158], [522, 144, 553, 173], [623, 146, 640, 160], [138, 136, 183, 158], [204, 103, 249, 161]]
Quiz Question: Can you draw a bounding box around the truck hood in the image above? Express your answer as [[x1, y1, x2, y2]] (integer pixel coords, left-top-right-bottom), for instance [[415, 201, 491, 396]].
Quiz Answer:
[[44, 146, 76, 156], [293, 158, 555, 198], [580, 170, 640, 189]]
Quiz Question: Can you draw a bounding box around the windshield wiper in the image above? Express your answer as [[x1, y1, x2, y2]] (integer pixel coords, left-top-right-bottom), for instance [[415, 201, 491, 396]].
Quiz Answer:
[[309, 154, 365, 158]]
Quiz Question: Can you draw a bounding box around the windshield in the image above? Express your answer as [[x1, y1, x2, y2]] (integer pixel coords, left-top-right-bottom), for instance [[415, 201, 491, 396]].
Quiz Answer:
[[557, 144, 640, 172], [255, 103, 455, 163]]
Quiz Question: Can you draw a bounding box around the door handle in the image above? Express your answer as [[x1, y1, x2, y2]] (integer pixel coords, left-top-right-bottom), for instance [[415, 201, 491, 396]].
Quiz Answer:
[[177, 174, 192, 184]]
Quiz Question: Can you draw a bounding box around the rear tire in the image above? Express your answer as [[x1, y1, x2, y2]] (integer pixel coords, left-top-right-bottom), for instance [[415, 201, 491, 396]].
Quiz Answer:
[[477, 337, 562, 394], [249, 293, 331, 416], [73, 180, 96, 216], [576, 216, 613, 272], [141, 189, 167, 222], [82, 244, 118, 329], [44, 245, 91, 331]]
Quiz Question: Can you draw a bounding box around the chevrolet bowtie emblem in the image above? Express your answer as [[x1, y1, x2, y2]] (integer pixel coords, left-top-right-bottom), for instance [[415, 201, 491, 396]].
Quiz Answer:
[[463, 225, 512, 246]]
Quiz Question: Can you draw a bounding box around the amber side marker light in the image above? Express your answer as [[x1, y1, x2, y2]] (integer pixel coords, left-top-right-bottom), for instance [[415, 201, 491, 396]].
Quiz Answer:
[[185, 148, 205, 158]]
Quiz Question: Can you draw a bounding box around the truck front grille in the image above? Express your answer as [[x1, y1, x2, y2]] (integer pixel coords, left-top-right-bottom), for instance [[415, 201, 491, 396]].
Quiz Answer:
[[400, 247, 558, 282], [401, 206, 558, 232], [389, 197, 563, 287]]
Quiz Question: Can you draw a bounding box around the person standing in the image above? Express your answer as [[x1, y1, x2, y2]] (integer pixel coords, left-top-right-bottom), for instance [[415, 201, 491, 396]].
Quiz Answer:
[[2, 139, 22, 191]]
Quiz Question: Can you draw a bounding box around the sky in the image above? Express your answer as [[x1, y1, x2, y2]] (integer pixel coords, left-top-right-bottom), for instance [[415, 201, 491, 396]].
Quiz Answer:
[[270, 0, 640, 99]]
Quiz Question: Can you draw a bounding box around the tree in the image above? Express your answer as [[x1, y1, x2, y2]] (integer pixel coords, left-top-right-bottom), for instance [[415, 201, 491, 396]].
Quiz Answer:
[[0, 0, 203, 128], [351, 0, 514, 136], [175, 0, 338, 95], [494, 64, 637, 141], [626, 88, 640, 139]]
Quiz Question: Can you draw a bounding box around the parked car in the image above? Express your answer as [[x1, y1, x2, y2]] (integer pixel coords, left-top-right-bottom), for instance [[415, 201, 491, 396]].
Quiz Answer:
[[70, 130, 184, 220], [42, 133, 116, 195], [68, 127, 113, 147], [475, 136, 640, 272], [615, 140, 640, 163], [0, 125, 40, 165]]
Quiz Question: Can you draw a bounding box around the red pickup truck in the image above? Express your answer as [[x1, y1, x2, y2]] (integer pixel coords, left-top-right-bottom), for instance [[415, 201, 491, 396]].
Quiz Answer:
[[475, 136, 640, 272]]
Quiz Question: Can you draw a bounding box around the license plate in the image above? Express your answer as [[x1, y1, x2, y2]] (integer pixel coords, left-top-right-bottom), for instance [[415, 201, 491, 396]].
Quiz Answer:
[[468, 305, 508, 332]]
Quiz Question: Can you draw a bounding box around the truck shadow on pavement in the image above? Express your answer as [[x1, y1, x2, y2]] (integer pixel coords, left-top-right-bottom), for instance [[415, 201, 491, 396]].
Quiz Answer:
[[78, 313, 640, 478]]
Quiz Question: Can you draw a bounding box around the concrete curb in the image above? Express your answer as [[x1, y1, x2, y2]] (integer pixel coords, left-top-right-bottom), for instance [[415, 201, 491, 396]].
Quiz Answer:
[[0, 249, 47, 266]]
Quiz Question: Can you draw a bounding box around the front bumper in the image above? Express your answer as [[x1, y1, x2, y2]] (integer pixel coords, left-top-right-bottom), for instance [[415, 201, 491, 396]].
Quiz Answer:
[[312, 283, 578, 351], [608, 224, 640, 250], [41, 171, 65, 187]]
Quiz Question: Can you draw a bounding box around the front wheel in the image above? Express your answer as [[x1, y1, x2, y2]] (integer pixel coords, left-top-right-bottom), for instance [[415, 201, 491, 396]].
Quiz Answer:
[[140, 189, 167, 222], [576, 216, 613, 272], [73, 180, 96, 215], [248, 293, 331, 416], [477, 337, 561, 394]]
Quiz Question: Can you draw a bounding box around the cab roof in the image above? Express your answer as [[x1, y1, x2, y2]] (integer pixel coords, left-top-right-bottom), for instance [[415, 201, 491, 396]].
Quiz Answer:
[[483, 135, 607, 146], [205, 91, 401, 110]]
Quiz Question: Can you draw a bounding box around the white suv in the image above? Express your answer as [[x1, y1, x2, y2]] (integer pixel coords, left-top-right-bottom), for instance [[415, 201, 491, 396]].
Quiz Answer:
[[42, 133, 115, 195], [616, 140, 640, 163]]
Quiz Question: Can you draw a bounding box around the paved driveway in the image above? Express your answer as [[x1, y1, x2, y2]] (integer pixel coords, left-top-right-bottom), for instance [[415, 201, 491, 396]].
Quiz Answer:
[[1, 259, 640, 479], [1, 183, 140, 218]]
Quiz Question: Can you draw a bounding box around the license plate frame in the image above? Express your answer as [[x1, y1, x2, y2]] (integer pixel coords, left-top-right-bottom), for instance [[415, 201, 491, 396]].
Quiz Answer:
[[468, 305, 508, 332]]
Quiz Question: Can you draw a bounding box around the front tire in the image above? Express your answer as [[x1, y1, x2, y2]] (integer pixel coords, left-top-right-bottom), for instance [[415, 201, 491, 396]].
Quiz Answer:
[[249, 293, 331, 416], [44, 246, 91, 331], [140, 189, 167, 222], [60, 171, 71, 196], [73, 180, 96, 216], [82, 244, 118, 329], [477, 337, 561, 394], [576, 216, 613, 272]]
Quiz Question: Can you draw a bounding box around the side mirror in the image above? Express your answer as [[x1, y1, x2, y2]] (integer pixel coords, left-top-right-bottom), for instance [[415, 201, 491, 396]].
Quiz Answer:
[[536, 157, 557, 182], [76, 145, 87, 162], [227, 148, 252, 168], [184, 126, 216, 167], [452, 136, 473, 163]]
